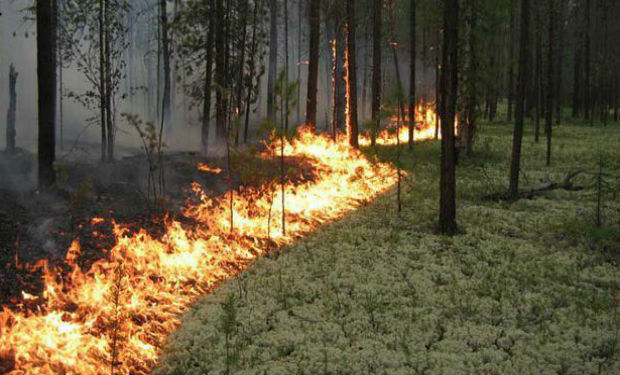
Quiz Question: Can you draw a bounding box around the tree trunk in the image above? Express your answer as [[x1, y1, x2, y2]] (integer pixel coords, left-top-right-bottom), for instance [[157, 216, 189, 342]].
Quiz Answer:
[[6, 65, 18, 154], [507, 0, 515, 122], [215, 0, 228, 141], [202, 0, 215, 155], [535, 23, 542, 142], [37, 0, 57, 187], [464, 0, 476, 156], [306, 0, 320, 131], [572, 43, 582, 118], [508, 0, 530, 200], [408, 0, 416, 149], [267, 0, 278, 124], [345, 0, 359, 148], [438, 0, 458, 235], [98, 0, 107, 161], [434, 24, 441, 140], [545, 0, 555, 167], [554, 0, 565, 125], [244, 0, 261, 143], [371, 0, 382, 147], [283, 0, 289, 132], [104, 0, 114, 162], [297, 0, 302, 124], [160, 0, 171, 132], [584, 0, 591, 119]]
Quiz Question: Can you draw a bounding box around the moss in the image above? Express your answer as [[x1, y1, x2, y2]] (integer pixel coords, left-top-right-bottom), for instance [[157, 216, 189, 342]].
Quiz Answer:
[[155, 121, 620, 375]]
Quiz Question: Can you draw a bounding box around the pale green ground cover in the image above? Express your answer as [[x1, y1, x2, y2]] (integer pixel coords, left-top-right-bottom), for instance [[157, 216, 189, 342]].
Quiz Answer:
[[155, 121, 620, 375]]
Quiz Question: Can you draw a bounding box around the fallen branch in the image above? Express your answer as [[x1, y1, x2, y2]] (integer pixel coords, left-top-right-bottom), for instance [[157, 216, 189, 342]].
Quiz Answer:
[[486, 170, 588, 201]]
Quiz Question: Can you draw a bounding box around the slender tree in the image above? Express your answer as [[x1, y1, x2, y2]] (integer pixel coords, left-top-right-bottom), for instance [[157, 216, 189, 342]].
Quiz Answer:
[[215, 0, 228, 140], [345, 0, 359, 148], [160, 0, 172, 131], [508, 0, 530, 200], [438, 0, 458, 234], [371, 0, 382, 147], [306, 0, 320, 131], [6, 65, 18, 154], [202, 0, 215, 155], [267, 0, 278, 123], [37, 0, 57, 187], [408, 0, 416, 149], [545, 0, 555, 166]]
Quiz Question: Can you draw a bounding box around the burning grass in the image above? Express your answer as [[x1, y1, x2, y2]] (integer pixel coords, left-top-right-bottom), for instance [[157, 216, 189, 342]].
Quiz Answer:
[[156, 120, 620, 375], [1, 126, 404, 375]]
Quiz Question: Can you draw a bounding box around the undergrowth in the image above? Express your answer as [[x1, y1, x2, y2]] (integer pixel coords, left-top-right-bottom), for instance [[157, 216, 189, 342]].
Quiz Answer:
[[155, 120, 620, 375]]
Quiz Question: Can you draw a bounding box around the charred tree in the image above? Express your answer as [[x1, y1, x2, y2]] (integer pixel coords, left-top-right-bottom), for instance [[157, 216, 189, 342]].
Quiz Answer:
[[345, 0, 359, 148], [508, 0, 530, 200], [371, 0, 382, 147], [438, 0, 458, 235], [5, 65, 18, 154], [306, 0, 320, 131], [37, 0, 57, 187]]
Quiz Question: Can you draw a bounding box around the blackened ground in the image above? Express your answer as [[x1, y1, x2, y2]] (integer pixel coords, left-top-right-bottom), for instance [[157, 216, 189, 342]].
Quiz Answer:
[[0, 146, 318, 306]]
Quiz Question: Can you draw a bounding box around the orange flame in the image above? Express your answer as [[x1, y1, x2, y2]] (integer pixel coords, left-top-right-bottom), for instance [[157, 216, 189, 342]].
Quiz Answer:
[[359, 102, 453, 146], [197, 163, 222, 174], [0, 127, 398, 375]]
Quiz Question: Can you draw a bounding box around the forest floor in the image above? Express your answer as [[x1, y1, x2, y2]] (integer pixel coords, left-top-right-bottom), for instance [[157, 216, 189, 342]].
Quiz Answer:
[[155, 119, 620, 375], [0, 144, 314, 305]]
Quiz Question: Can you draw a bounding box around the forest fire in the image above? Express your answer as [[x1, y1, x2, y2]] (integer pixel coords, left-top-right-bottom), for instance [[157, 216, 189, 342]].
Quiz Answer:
[[0, 127, 399, 375], [360, 103, 445, 146]]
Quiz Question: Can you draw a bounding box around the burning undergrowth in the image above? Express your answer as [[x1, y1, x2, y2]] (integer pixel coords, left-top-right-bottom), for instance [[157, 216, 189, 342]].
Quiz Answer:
[[0, 127, 404, 375]]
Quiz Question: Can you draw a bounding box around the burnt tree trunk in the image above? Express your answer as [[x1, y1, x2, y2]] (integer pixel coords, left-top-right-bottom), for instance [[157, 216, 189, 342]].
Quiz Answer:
[[5, 65, 18, 154], [306, 0, 320, 131], [508, 0, 530, 200], [438, 0, 458, 235], [244, 0, 261, 143], [37, 0, 57, 187], [371, 0, 382, 147]]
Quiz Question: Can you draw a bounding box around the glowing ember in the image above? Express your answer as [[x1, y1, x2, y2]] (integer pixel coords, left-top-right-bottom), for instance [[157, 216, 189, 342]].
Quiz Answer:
[[0, 127, 398, 375], [197, 163, 222, 175]]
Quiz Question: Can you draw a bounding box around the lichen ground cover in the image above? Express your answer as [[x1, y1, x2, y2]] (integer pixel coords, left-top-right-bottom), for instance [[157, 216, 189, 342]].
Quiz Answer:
[[156, 121, 620, 375]]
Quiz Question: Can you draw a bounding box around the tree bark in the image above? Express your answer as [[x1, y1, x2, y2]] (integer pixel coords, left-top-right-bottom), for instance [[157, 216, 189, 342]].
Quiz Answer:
[[438, 0, 458, 235], [98, 0, 107, 161], [408, 0, 416, 149], [508, 0, 530, 200], [464, 0, 477, 156], [507, 0, 515, 122], [345, 0, 359, 148], [160, 0, 171, 132], [215, 0, 228, 141], [371, 0, 382, 147], [306, 0, 320, 131], [37, 0, 57, 187], [202, 0, 215, 155], [584, 0, 591, 120], [545, 0, 555, 167], [6, 65, 18, 154], [267, 0, 278, 124]]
